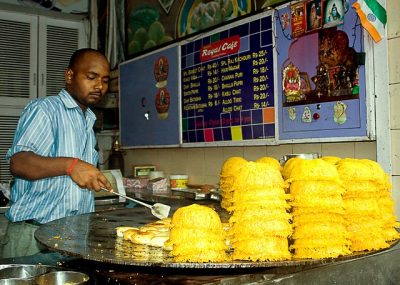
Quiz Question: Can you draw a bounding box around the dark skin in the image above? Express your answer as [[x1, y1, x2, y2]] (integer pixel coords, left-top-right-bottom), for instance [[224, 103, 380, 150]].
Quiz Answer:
[[9, 51, 113, 192]]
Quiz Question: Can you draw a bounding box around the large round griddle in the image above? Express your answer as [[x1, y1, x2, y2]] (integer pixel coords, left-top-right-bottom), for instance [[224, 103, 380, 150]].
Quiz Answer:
[[35, 207, 398, 269]]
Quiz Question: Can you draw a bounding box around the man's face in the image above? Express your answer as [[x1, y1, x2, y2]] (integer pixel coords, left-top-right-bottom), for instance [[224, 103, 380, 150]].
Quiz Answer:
[[66, 52, 110, 111]]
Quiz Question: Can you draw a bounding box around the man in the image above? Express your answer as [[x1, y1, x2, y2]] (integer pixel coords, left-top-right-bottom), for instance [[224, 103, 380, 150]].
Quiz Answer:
[[1, 48, 113, 258]]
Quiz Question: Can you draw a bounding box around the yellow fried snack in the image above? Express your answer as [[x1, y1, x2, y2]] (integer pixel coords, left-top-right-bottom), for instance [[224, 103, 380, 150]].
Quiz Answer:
[[321, 156, 341, 165], [290, 181, 345, 197], [219, 156, 248, 210], [336, 158, 388, 186], [290, 245, 351, 259], [220, 156, 247, 177], [168, 204, 228, 262], [255, 156, 282, 171], [281, 157, 302, 180], [286, 159, 340, 183], [231, 237, 291, 261], [233, 162, 285, 189], [116, 226, 138, 238], [115, 218, 171, 249], [170, 204, 222, 230], [287, 158, 350, 259]]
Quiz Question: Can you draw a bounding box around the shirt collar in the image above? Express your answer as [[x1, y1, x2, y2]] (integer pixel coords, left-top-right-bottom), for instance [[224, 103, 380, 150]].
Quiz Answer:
[[59, 89, 96, 125]]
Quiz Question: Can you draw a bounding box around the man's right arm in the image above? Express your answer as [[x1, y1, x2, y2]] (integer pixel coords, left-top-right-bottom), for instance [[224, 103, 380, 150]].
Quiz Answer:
[[10, 151, 112, 191]]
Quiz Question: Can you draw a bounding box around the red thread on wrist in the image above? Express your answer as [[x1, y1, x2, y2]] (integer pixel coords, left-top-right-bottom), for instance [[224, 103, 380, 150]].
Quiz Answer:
[[66, 158, 79, 176]]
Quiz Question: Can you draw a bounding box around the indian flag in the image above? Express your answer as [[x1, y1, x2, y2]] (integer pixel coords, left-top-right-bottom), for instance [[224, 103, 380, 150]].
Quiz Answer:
[[353, 0, 387, 43]]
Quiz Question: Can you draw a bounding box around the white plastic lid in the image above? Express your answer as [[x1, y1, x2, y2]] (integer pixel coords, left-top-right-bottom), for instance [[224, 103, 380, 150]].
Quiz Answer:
[[170, 175, 188, 179]]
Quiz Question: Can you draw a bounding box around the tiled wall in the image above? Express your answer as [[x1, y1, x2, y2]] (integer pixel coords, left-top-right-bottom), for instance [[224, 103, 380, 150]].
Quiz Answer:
[[124, 142, 377, 185], [124, 0, 399, 219], [388, 0, 400, 219]]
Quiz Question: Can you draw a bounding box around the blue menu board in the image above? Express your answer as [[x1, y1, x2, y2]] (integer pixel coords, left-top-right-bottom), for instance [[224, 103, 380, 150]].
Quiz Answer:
[[180, 14, 275, 144], [119, 46, 180, 147]]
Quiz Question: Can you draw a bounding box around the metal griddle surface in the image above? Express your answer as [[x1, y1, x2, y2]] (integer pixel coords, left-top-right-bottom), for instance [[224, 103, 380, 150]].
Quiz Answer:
[[35, 208, 398, 269]]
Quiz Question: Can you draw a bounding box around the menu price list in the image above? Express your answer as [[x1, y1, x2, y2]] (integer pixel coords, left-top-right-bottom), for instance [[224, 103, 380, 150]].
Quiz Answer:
[[181, 16, 275, 143]]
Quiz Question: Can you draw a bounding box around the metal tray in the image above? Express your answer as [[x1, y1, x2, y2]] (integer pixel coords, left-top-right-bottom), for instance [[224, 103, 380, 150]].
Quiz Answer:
[[170, 188, 210, 200], [35, 208, 399, 269]]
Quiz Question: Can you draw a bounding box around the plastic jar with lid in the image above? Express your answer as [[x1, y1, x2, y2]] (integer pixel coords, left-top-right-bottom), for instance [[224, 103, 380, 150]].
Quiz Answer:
[[170, 175, 188, 190]]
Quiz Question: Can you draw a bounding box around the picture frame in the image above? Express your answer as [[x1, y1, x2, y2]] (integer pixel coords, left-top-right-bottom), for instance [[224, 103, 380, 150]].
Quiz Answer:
[[305, 0, 323, 32], [299, 72, 311, 93], [328, 66, 342, 90], [323, 0, 345, 28], [291, 2, 306, 38]]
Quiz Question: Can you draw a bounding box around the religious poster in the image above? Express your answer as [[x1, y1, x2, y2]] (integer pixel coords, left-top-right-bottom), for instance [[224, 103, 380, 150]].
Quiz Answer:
[[291, 2, 306, 38], [305, 0, 323, 32], [323, 0, 345, 28]]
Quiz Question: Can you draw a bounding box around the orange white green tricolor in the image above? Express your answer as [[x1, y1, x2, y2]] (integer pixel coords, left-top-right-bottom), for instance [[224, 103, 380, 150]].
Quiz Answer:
[[353, 0, 387, 43]]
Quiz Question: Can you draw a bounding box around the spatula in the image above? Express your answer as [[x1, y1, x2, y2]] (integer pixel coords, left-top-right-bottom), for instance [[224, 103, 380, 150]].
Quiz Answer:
[[100, 187, 170, 219]]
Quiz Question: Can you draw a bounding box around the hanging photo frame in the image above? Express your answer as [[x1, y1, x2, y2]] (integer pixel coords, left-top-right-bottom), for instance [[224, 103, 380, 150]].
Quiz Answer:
[[323, 0, 345, 28], [305, 0, 323, 32], [291, 2, 306, 38]]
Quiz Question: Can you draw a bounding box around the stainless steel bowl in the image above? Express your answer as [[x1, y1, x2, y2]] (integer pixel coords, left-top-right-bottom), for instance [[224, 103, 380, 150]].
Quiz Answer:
[[279, 153, 320, 165], [34, 271, 89, 285], [0, 279, 33, 285], [0, 265, 58, 285]]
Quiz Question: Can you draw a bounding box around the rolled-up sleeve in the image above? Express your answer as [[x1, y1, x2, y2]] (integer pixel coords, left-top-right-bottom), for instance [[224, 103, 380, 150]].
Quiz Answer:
[[6, 102, 54, 161]]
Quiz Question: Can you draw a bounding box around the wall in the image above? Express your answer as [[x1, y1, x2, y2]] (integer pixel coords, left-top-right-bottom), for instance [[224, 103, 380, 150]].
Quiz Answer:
[[124, 0, 399, 218], [388, 0, 400, 218], [124, 141, 376, 185]]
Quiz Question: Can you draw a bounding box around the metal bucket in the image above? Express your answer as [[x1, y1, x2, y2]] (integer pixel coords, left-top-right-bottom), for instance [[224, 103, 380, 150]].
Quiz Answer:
[[34, 271, 89, 285], [279, 153, 320, 165]]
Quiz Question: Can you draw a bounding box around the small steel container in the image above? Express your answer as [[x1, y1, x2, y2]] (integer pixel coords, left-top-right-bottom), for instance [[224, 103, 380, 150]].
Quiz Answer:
[[0, 265, 58, 285], [279, 153, 320, 165], [0, 279, 33, 285], [34, 271, 89, 285]]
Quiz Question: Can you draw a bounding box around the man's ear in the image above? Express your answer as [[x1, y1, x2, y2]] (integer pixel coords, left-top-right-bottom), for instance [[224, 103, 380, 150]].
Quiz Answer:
[[65, 69, 73, 83]]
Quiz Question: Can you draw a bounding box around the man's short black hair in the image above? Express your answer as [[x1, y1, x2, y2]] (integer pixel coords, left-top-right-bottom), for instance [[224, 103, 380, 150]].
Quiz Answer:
[[68, 48, 106, 69]]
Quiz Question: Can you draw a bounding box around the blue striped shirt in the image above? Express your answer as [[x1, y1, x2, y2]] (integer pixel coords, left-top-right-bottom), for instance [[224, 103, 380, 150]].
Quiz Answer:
[[5, 89, 98, 224]]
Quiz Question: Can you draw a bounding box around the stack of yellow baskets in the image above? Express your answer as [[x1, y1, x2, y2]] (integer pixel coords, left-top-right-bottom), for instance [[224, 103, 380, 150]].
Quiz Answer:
[[166, 204, 228, 262], [285, 158, 351, 259], [336, 158, 399, 251], [228, 160, 292, 261]]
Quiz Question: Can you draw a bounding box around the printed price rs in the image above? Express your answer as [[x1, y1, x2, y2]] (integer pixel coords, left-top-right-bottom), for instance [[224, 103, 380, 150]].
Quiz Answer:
[[253, 75, 268, 83], [259, 75, 268, 82], [208, 77, 219, 84], [258, 58, 268, 65], [209, 92, 219, 99], [253, 101, 269, 109], [253, 92, 268, 100], [254, 85, 269, 93], [258, 50, 268, 57]]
